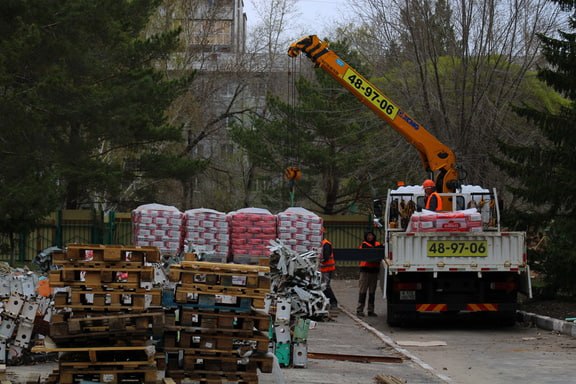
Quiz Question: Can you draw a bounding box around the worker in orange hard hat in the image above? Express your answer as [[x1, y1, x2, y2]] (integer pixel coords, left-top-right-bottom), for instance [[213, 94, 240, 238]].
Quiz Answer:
[[423, 179, 442, 211], [356, 231, 382, 317], [319, 227, 338, 309]]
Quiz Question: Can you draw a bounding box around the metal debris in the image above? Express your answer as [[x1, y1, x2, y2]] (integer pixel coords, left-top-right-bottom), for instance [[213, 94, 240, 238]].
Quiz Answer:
[[268, 240, 329, 319], [0, 265, 53, 366]]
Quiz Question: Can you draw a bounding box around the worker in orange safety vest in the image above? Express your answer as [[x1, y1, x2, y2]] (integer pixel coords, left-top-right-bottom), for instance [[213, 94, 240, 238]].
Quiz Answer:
[[356, 231, 382, 317], [423, 179, 443, 211], [320, 232, 338, 309]]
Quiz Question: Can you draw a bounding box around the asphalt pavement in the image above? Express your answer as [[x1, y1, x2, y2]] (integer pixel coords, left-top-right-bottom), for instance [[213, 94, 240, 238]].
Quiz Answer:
[[258, 278, 450, 384], [266, 277, 576, 384]]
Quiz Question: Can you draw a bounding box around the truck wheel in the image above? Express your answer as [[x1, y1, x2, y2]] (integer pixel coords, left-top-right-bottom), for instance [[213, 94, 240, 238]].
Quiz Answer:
[[498, 311, 517, 327], [386, 304, 401, 327]]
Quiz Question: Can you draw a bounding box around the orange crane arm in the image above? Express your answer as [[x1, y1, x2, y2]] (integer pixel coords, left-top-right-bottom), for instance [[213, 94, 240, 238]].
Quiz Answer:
[[288, 35, 459, 192]]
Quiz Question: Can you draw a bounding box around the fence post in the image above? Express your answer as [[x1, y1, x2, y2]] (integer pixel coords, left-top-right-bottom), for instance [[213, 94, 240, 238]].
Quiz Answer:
[[55, 210, 63, 248], [91, 209, 104, 244], [18, 232, 26, 263], [106, 211, 116, 245]]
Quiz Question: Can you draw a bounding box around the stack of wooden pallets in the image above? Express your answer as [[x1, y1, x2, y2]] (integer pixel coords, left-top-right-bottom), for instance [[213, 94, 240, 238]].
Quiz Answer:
[[42, 244, 164, 384], [162, 260, 273, 384]]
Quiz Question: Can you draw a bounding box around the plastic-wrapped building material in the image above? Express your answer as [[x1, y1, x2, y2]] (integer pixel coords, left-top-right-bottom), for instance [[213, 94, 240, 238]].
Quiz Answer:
[[132, 203, 184, 256], [183, 208, 229, 262], [407, 208, 484, 233], [276, 207, 323, 254], [228, 208, 277, 263]]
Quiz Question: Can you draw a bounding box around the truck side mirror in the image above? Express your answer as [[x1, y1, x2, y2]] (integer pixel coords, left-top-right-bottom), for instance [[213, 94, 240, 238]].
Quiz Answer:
[[373, 199, 383, 218]]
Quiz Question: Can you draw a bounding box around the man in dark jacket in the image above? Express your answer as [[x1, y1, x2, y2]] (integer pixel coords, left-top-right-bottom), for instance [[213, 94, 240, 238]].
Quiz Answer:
[[357, 231, 381, 316]]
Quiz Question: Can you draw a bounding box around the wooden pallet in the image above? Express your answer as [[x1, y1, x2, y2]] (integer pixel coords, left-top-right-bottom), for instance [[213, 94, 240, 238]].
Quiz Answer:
[[65, 243, 161, 263], [165, 348, 274, 377], [171, 268, 270, 289], [164, 370, 259, 384], [50, 311, 164, 340], [178, 283, 268, 299], [52, 254, 150, 269], [162, 330, 269, 352], [174, 287, 265, 309], [50, 266, 155, 286], [32, 344, 155, 357], [165, 374, 258, 384], [31, 345, 159, 383], [162, 289, 255, 312], [178, 308, 271, 332], [53, 287, 162, 311], [181, 261, 269, 274], [178, 352, 273, 373], [169, 261, 269, 283], [58, 367, 158, 384]]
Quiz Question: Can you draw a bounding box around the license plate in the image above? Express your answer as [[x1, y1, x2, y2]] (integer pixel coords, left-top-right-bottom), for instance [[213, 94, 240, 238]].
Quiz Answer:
[[427, 240, 488, 257], [399, 290, 415, 301]]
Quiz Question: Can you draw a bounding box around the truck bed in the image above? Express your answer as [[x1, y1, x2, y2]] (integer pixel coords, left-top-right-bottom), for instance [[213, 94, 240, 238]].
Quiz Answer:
[[387, 231, 527, 272]]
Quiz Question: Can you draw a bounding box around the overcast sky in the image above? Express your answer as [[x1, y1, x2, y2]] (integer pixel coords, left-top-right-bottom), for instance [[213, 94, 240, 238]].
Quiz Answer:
[[243, 0, 351, 37]]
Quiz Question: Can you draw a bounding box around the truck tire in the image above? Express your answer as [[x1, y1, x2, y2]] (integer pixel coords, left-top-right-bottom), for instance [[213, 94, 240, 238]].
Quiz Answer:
[[498, 310, 517, 327], [386, 303, 401, 327]]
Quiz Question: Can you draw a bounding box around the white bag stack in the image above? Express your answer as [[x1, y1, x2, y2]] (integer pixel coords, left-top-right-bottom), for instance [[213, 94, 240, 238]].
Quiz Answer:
[[276, 207, 323, 253], [183, 208, 229, 258], [132, 203, 183, 256], [227, 208, 277, 263]]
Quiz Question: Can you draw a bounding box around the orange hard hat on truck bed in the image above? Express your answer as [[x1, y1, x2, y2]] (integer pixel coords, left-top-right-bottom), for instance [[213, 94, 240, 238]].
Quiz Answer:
[[423, 179, 435, 188]]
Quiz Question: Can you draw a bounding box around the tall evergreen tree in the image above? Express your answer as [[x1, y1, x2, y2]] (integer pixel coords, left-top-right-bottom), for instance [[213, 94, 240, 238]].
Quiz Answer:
[[495, 0, 576, 295], [0, 0, 195, 214]]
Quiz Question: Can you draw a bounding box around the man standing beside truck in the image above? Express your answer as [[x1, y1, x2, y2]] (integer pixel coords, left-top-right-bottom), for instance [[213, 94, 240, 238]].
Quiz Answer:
[[320, 232, 338, 309], [356, 231, 381, 317]]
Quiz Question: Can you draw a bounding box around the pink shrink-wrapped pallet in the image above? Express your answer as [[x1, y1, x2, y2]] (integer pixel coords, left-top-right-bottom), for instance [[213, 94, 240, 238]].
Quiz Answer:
[[132, 203, 184, 256], [407, 209, 484, 233], [227, 208, 276, 263], [183, 208, 229, 258], [276, 207, 323, 253]]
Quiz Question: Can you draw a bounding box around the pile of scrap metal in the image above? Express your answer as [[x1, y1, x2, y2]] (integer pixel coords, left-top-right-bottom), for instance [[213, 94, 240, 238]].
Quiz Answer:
[[267, 240, 329, 319], [0, 263, 55, 367], [32, 246, 62, 274]]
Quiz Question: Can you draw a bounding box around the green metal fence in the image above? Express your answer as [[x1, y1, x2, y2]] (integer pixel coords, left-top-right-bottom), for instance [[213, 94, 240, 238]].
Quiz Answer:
[[322, 215, 375, 267], [0, 210, 130, 264], [0, 211, 372, 265]]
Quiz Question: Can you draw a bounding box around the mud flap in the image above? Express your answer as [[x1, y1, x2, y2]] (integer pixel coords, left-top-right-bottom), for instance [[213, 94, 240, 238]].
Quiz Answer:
[[381, 264, 388, 300], [519, 265, 533, 298]]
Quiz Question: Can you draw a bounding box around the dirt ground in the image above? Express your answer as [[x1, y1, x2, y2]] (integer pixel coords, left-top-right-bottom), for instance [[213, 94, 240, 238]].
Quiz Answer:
[[518, 297, 576, 321]]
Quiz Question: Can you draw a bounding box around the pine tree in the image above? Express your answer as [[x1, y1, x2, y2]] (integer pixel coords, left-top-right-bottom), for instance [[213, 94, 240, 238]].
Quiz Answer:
[[495, 1, 576, 295], [0, 0, 194, 212]]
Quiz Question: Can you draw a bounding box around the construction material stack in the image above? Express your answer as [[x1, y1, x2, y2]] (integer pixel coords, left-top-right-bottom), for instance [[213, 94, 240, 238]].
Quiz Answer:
[[45, 244, 164, 384], [276, 207, 323, 254], [227, 208, 276, 265], [162, 259, 273, 384], [183, 208, 230, 263], [132, 203, 185, 257]]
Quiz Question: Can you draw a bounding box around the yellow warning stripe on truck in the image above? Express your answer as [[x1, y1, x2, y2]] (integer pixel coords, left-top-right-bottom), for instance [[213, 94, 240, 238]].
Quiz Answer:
[[416, 304, 448, 312], [466, 303, 499, 312]]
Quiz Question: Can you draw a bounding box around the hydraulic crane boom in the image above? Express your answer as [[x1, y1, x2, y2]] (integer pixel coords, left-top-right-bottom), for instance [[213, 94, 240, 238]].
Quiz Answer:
[[288, 35, 459, 193]]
